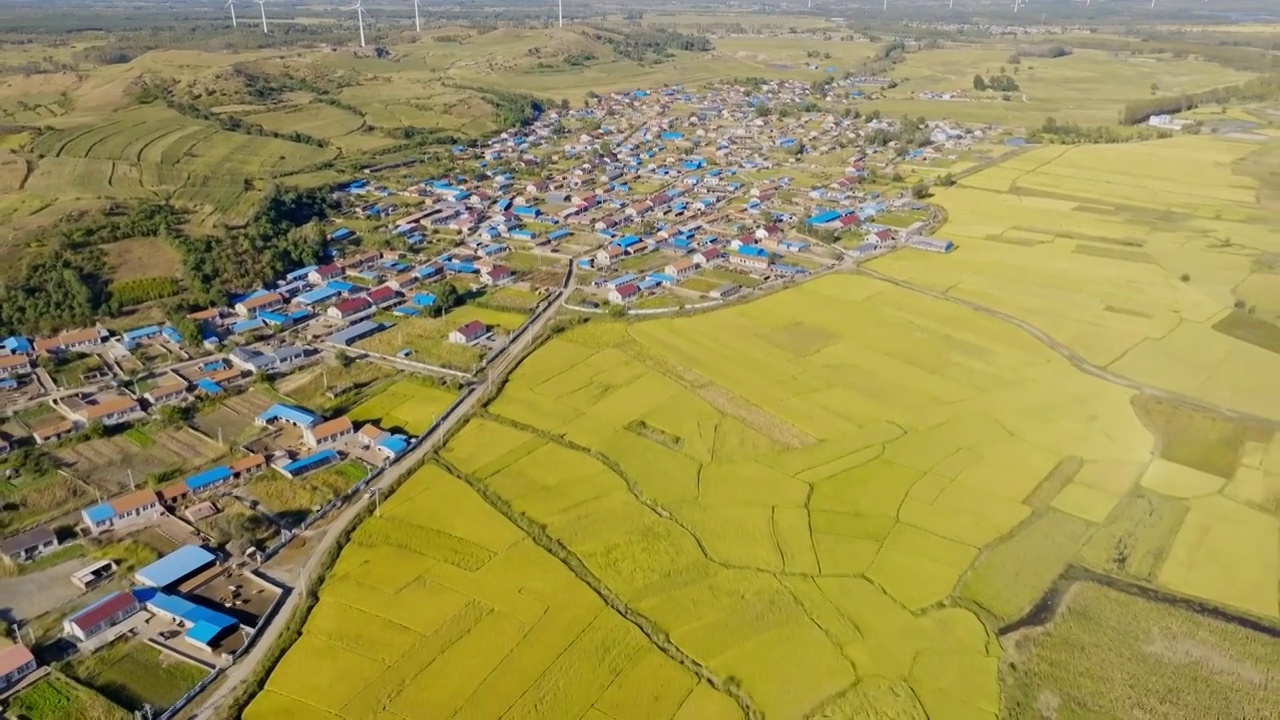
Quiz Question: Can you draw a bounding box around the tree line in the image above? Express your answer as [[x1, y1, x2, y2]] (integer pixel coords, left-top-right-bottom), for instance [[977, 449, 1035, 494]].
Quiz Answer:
[[1119, 74, 1280, 125]]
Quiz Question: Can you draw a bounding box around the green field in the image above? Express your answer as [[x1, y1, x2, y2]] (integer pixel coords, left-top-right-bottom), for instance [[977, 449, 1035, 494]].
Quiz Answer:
[[1002, 583, 1280, 719], [6, 672, 130, 720], [872, 45, 1252, 126], [65, 638, 208, 714]]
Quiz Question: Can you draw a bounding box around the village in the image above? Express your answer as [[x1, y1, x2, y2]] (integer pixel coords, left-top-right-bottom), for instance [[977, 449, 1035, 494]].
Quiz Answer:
[[0, 73, 985, 715]]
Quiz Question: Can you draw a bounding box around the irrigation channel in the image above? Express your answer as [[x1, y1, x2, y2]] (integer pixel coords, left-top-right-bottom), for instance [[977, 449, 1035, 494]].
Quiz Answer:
[[999, 564, 1280, 639]]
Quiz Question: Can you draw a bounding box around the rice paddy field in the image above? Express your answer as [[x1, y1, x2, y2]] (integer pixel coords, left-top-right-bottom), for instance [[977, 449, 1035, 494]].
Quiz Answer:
[[244, 463, 741, 720], [348, 377, 457, 435], [258, 266, 1280, 717], [870, 134, 1280, 422]]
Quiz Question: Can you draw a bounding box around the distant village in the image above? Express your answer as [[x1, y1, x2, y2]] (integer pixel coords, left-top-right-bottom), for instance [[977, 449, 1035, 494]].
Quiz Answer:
[[0, 73, 985, 710]]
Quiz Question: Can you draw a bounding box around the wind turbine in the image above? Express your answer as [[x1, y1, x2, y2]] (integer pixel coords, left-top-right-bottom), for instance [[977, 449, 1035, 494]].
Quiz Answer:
[[558, 0, 563, 28], [255, 0, 267, 33], [226, 0, 237, 27], [346, 0, 368, 48], [412, 0, 421, 33]]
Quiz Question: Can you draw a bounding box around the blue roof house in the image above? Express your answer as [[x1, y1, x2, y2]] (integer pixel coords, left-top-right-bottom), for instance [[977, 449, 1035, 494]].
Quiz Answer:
[[134, 545, 218, 589], [184, 466, 233, 493], [255, 403, 320, 429]]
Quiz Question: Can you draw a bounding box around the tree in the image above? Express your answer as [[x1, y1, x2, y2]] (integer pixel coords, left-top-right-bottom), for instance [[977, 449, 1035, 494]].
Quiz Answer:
[[1180, 273, 1191, 282], [910, 182, 931, 200], [431, 281, 461, 317], [972, 74, 987, 92], [937, 173, 957, 187], [754, 103, 771, 117]]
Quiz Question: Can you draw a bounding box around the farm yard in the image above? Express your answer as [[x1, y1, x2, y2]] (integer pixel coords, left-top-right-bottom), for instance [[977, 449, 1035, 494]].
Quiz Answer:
[[355, 306, 529, 371], [870, 135, 1280, 421], [245, 463, 742, 720], [52, 426, 225, 495]]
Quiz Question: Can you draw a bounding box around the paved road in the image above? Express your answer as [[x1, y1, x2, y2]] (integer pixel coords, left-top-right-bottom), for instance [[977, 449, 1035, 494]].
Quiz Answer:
[[185, 277, 572, 720], [856, 266, 1280, 429]]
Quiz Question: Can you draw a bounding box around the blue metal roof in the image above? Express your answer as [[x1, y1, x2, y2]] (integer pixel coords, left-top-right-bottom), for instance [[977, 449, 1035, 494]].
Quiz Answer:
[[298, 286, 340, 305], [132, 587, 237, 646], [2, 337, 32, 354], [256, 403, 320, 428], [412, 292, 437, 307], [135, 545, 217, 588], [230, 319, 264, 334], [194, 378, 222, 394], [185, 466, 232, 492], [286, 265, 318, 281], [258, 311, 289, 325], [122, 326, 160, 341], [281, 449, 339, 476], [84, 503, 114, 524], [548, 229, 570, 241], [329, 320, 384, 347], [326, 280, 356, 293], [377, 435, 409, 457]]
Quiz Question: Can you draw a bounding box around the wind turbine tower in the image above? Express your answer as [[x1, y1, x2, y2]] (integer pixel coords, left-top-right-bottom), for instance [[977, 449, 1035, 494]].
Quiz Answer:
[[255, 0, 267, 33], [413, 0, 421, 33], [558, 0, 564, 28], [346, 0, 368, 48], [226, 0, 237, 27]]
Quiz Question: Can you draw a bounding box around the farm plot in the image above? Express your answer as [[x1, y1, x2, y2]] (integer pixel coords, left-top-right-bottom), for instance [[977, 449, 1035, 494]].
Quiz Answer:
[[65, 637, 208, 714], [347, 378, 456, 435], [1001, 582, 1280, 720], [870, 135, 1280, 421], [245, 463, 740, 720], [251, 103, 365, 139], [6, 672, 130, 720], [53, 428, 224, 495], [0, 469, 91, 535]]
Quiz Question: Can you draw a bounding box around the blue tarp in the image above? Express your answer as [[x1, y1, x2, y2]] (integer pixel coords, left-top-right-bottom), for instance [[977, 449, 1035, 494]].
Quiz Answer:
[[195, 378, 223, 394], [134, 545, 217, 588]]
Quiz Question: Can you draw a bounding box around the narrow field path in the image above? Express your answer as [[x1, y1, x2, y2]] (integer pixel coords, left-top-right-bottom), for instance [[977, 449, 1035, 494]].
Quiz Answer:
[[854, 266, 1280, 428]]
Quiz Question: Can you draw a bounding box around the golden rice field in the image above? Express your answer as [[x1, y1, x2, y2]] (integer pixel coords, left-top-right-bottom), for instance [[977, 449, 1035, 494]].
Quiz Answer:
[[870, 135, 1280, 421], [245, 463, 741, 720], [258, 273, 1279, 718], [347, 378, 456, 435]]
